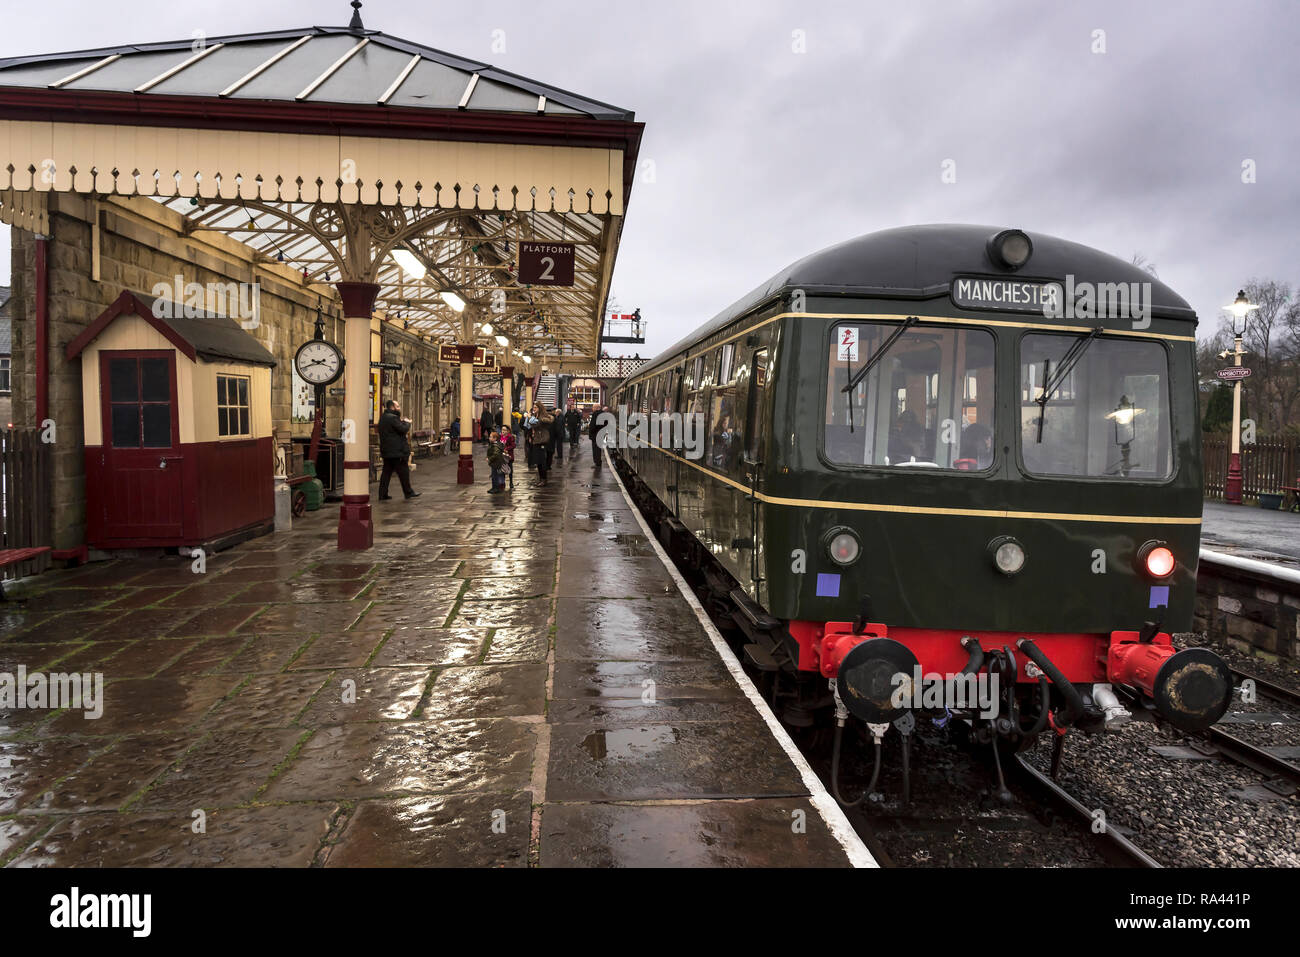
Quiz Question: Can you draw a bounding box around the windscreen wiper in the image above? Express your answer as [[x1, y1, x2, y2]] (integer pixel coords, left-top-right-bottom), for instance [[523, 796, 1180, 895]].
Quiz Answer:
[[1035, 326, 1103, 443], [842, 316, 918, 402]]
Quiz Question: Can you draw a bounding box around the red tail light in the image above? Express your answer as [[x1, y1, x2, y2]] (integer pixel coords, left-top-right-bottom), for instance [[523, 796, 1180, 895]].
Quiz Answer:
[[1141, 544, 1175, 578]]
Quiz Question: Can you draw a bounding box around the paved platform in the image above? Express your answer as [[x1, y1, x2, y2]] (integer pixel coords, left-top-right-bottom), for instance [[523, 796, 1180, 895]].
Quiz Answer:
[[0, 440, 866, 867], [1201, 500, 1300, 565]]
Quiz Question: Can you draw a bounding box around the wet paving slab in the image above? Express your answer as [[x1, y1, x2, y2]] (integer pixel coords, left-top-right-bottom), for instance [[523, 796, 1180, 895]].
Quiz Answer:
[[539, 799, 852, 867], [0, 449, 854, 867], [10, 805, 340, 867], [321, 791, 532, 867]]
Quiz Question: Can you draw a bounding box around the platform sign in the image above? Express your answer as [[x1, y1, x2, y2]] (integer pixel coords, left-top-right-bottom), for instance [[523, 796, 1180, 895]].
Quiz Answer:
[[473, 353, 497, 373], [518, 241, 575, 286], [1217, 367, 1252, 381], [837, 326, 859, 361], [439, 345, 485, 364]]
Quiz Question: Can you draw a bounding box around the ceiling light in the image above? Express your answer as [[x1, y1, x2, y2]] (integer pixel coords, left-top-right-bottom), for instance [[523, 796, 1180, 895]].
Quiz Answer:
[[440, 291, 466, 312], [495, 335, 509, 347], [480, 322, 493, 335], [391, 246, 426, 280]]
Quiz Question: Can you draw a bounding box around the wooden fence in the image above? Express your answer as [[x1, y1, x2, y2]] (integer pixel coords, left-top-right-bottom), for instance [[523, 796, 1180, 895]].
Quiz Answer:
[[1, 428, 53, 580], [1202, 436, 1299, 500]]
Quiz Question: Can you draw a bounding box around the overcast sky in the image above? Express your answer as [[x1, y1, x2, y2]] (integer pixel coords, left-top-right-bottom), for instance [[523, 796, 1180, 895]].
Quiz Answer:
[[2, 0, 1297, 353]]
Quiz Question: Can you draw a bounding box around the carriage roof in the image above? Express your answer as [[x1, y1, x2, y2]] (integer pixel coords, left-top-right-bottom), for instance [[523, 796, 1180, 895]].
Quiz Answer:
[[626, 224, 1195, 382]]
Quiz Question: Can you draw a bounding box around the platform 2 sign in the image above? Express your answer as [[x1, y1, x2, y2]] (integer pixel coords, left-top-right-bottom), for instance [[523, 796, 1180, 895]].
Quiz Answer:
[[1216, 367, 1251, 381], [518, 241, 575, 286]]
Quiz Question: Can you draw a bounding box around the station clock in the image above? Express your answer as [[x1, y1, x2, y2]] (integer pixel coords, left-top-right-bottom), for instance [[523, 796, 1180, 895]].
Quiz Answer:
[[294, 339, 344, 386]]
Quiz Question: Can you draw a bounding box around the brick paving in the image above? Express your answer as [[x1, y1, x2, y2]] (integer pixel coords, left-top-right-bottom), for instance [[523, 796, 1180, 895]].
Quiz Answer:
[[0, 442, 852, 866]]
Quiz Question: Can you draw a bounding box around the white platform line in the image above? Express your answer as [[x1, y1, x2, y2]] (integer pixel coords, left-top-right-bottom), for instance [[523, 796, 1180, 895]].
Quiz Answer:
[[604, 450, 878, 868]]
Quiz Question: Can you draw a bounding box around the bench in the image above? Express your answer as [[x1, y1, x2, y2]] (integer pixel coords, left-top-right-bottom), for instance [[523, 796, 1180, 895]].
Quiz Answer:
[[412, 429, 436, 459], [0, 546, 53, 600], [1282, 479, 1300, 513]]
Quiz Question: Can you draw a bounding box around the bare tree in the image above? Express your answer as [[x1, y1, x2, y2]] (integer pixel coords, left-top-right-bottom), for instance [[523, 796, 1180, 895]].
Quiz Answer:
[[1130, 253, 1159, 278]]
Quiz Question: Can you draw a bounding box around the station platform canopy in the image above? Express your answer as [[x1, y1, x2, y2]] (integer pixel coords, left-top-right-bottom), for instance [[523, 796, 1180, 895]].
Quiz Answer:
[[0, 2, 643, 362]]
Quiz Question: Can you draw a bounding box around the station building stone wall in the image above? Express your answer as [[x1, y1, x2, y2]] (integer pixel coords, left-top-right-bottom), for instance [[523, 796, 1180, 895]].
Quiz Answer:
[[7, 193, 450, 550]]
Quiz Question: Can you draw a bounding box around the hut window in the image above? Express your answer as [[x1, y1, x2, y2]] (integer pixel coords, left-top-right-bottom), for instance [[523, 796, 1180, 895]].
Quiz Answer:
[[0, 357, 9, 393], [217, 374, 251, 437], [108, 355, 172, 448]]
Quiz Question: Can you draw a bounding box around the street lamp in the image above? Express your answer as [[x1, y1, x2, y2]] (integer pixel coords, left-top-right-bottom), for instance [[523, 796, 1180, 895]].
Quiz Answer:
[[1222, 289, 1257, 504]]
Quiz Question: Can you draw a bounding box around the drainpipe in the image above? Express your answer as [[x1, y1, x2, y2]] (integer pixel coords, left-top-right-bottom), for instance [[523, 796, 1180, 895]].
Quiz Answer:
[[35, 233, 49, 427]]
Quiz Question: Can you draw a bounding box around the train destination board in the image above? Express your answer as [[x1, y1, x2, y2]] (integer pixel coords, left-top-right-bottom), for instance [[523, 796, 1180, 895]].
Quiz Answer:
[[951, 277, 1060, 313]]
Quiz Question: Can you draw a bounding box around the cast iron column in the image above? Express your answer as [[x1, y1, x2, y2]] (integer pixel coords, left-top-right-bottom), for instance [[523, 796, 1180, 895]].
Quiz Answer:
[[499, 365, 514, 432], [456, 344, 477, 484], [337, 282, 379, 549]]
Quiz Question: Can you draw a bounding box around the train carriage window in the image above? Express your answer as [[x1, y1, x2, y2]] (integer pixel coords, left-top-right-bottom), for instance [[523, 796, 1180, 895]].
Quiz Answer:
[[825, 322, 996, 470], [1019, 334, 1172, 480]]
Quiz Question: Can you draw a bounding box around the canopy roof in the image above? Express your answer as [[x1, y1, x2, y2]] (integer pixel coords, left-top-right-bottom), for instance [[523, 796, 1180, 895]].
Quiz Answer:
[[0, 25, 633, 121], [0, 5, 642, 362]]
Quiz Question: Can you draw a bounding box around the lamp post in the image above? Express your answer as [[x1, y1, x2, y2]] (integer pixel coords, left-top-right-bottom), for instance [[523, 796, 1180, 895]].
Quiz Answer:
[[1222, 289, 1257, 505]]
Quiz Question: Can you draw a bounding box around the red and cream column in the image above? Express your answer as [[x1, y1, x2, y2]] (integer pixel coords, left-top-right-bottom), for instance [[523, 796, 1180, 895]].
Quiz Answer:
[[337, 282, 379, 550], [456, 344, 477, 484], [499, 365, 514, 432]]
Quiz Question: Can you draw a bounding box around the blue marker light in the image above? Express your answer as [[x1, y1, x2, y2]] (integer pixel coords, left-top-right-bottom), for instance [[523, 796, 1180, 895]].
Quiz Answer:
[[1149, 585, 1170, 609], [816, 573, 841, 598]]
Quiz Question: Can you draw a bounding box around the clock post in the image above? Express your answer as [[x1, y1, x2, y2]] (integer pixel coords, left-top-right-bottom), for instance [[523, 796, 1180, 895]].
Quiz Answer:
[[292, 305, 346, 513], [336, 282, 380, 550]]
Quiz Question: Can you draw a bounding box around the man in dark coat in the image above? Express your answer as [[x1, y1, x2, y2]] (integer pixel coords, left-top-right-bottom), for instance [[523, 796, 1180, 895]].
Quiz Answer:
[[551, 406, 564, 464], [589, 405, 607, 469], [377, 399, 420, 500], [565, 405, 582, 452], [480, 406, 494, 444]]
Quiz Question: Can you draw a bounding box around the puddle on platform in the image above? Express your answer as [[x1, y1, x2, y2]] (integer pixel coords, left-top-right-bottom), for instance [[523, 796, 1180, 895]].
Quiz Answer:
[[579, 727, 678, 761]]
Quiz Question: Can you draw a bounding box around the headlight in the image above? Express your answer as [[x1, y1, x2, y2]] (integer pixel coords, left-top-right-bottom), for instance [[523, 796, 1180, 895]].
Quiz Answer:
[[989, 535, 1026, 576], [987, 228, 1033, 270], [824, 527, 861, 566]]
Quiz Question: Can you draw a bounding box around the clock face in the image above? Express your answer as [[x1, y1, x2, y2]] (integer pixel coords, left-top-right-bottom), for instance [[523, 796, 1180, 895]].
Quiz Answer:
[[295, 340, 344, 385]]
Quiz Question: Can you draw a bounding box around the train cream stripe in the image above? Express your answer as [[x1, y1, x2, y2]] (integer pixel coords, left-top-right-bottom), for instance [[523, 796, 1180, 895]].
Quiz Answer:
[[625, 311, 1196, 387], [619, 433, 1202, 525], [604, 446, 879, 869]]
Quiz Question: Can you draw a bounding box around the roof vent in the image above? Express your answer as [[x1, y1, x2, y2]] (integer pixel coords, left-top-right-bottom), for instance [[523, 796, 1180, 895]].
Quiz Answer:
[[348, 1, 365, 33], [987, 228, 1033, 271]]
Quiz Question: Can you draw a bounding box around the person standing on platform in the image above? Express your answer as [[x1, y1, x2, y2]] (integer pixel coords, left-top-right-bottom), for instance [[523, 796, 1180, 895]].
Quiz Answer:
[[590, 404, 606, 469], [528, 402, 555, 486], [500, 426, 517, 489], [480, 406, 494, 444], [377, 399, 420, 500], [565, 404, 582, 453], [551, 406, 564, 465], [486, 430, 507, 494]]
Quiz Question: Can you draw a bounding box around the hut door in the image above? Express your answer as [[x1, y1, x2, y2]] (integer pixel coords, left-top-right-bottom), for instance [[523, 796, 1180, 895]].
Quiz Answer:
[[99, 351, 185, 540]]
